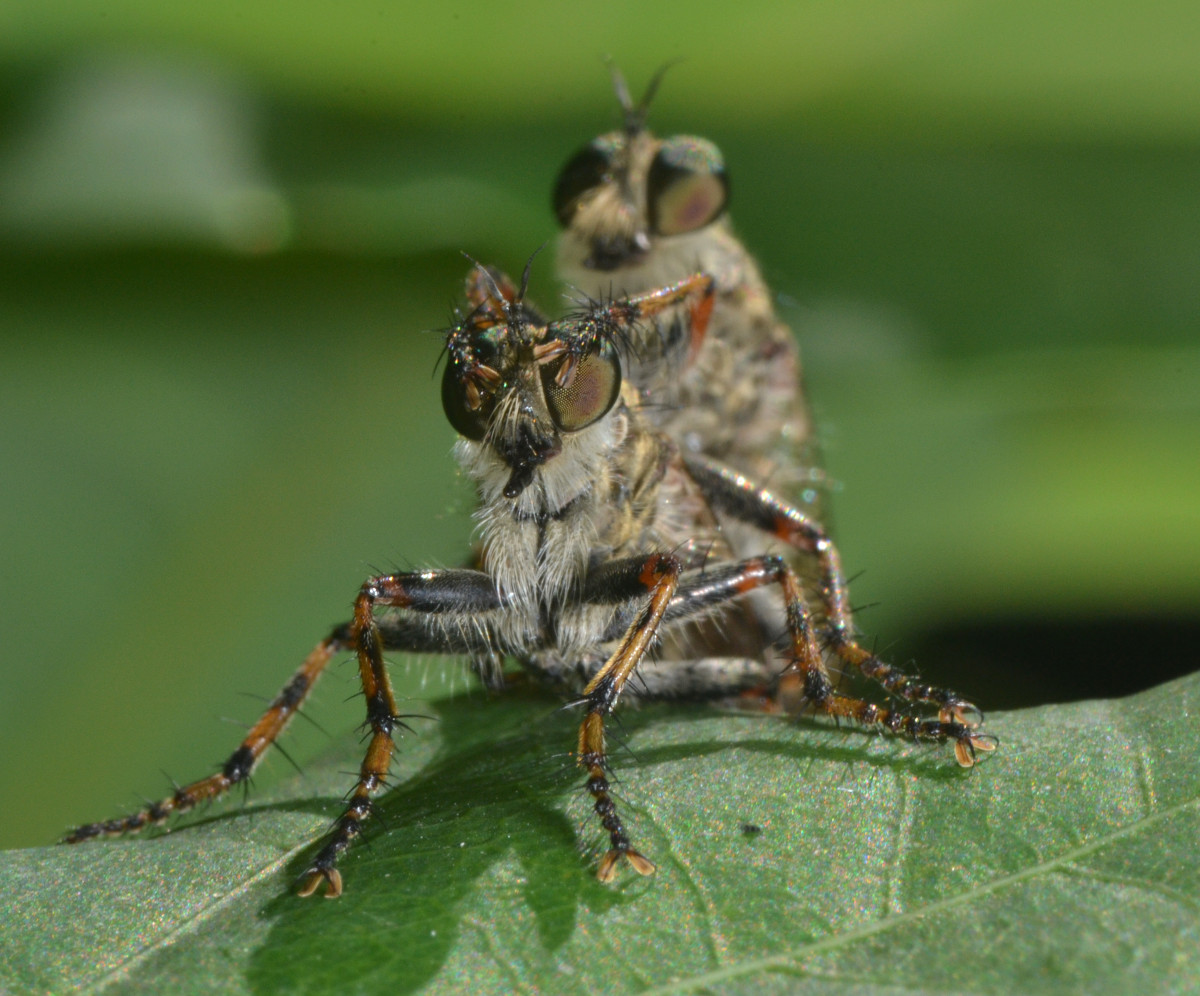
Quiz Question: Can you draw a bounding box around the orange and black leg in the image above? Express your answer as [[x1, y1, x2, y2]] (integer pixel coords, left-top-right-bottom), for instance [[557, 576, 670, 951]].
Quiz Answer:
[[65, 568, 502, 900], [463, 263, 714, 370], [576, 553, 682, 881], [588, 271, 716, 368], [63, 634, 346, 845], [682, 453, 995, 767], [296, 569, 501, 897]]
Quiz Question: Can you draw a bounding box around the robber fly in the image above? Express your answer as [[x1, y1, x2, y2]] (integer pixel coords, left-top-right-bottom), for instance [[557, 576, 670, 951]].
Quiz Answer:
[[64, 261, 991, 896], [553, 67, 829, 694], [554, 66, 816, 497], [549, 70, 991, 786], [63, 71, 994, 894]]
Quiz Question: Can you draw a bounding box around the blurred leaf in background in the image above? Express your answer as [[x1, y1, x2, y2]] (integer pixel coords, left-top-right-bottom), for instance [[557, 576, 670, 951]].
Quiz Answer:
[[0, 0, 1197, 931], [0, 54, 289, 250]]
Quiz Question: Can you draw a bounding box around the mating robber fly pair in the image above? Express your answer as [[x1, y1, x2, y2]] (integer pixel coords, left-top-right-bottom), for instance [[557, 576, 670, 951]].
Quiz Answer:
[[64, 70, 994, 897]]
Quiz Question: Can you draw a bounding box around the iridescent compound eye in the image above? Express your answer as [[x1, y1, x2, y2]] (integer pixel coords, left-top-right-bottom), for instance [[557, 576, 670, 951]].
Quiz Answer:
[[552, 136, 621, 227], [540, 341, 622, 432], [647, 135, 729, 236]]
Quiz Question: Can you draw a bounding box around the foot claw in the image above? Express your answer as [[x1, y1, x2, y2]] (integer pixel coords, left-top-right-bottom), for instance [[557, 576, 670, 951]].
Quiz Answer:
[[297, 867, 343, 898], [941, 701, 983, 728], [596, 848, 656, 882], [954, 733, 998, 768], [626, 849, 656, 876]]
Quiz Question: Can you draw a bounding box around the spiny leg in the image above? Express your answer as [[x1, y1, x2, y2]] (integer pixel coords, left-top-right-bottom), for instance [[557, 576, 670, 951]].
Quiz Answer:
[[64, 566, 502, 900], [663, 555, 989, 760], [586, 271, 715, 367], [297, 569, 501, 898], [461, 265, 713, 374], [683, 454, 995, 767], [63, 634, 345, 844], [577, 553, 682, 881]]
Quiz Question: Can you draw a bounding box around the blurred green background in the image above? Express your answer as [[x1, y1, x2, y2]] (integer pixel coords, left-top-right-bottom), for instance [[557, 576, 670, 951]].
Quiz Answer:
[[2, 1, 1198, 851]]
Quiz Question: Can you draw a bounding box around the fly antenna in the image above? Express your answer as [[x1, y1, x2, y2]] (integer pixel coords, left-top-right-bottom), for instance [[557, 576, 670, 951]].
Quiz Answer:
[[605, 57, 635, 124], [636, 60, 682, 121], [606, 59, 684, 134], [519, 243, 547, 305]]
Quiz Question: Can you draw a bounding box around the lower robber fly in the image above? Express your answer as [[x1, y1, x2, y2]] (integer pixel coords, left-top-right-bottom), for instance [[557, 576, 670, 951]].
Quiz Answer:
[[63, 263, 993, 896]]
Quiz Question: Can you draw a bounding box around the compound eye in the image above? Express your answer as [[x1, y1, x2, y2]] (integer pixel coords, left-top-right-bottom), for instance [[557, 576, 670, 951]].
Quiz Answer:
[[441, 363, 492, 440], [441, 335, 503, 441], [552, 137, 620, 228], [647, 135, 728, 236], [541, 341, 622, 432]]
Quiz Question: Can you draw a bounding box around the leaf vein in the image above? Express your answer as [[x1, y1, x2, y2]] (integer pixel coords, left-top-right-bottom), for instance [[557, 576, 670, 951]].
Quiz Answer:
[[81, 835, 316, 994], [639, 788, 1200, 995]]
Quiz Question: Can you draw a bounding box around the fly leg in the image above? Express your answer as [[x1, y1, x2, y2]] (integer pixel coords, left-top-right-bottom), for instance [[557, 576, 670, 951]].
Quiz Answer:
[[64, 569, 504, 900], [683, 454, 995, 767], [587, 271, 715, 370], [297, 569, 502, 897], [63, 634, 347, 844], [576, 552, 682, 881]]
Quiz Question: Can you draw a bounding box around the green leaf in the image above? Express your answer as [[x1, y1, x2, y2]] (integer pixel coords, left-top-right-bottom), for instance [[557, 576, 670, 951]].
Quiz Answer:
[[4, 0, 1199, 140], [3, 673, 1199, 995]]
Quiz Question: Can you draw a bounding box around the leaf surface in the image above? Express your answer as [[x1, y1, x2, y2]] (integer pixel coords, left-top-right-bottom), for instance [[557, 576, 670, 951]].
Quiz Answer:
[[3, 674, 1198, 995]]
